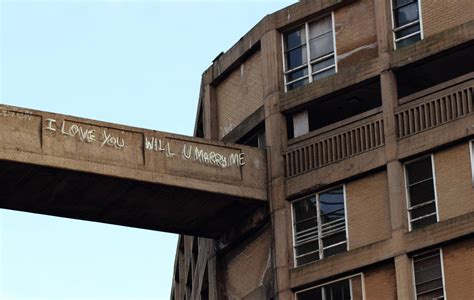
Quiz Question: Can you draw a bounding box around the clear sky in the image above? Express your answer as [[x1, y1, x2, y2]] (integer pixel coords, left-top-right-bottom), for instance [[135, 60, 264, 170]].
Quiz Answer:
[[0, 0, 296, 299]]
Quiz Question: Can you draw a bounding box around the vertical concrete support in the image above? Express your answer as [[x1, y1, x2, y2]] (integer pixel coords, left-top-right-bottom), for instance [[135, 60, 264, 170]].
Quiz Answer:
[[374, 0, 393, 65], [381, 71, 408, 232], [203, 83, 218, 140], [200, 73, 220, 299], [394, 254, 415, 300], [208, 254, 219, 300], [376, 2, 414, 298], [261, 29, 292, 300]]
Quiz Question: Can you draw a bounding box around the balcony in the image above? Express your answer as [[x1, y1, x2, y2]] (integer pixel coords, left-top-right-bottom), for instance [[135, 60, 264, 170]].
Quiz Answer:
[[284, 108, 384, 179], [284, 73, 473, 196], [396, 73, 473, 139]]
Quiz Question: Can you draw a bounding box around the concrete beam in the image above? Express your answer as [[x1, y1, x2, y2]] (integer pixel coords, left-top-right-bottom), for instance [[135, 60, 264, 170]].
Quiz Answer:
[[0, 105, 267, 238]]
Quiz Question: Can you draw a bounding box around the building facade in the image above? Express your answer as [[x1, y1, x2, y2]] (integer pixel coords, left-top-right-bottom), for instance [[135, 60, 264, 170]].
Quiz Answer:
[[171, 0, 474, 299]]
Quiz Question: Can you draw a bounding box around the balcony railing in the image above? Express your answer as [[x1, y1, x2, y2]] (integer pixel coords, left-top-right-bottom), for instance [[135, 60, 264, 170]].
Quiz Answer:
[[396, 75, 474, 139], [284, 111, 385, 178]]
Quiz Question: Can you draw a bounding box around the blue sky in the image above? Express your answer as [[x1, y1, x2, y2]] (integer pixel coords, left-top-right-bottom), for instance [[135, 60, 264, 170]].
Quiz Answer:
[[0, 0, 295, 299]]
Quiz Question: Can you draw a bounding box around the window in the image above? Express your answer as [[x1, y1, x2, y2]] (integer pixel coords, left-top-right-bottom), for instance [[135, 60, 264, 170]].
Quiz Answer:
[[292, 186, 347, 266], [296, 274, 363, 300], [283, 14, 337, 91], [392, 0, 423, 49], [237, 125, 266, 149], [405, 155, 438, 230], [413, 249, 445, 300]]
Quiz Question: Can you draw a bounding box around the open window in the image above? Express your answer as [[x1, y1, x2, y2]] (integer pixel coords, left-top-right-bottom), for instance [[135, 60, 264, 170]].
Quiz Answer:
[[404, 155, 438, 230], [391, 0, 423, 49], [412, 249, 445, 300], [283, 14, 337, 91], [296, 274, 363, 300], [292, 186, 347, 266]]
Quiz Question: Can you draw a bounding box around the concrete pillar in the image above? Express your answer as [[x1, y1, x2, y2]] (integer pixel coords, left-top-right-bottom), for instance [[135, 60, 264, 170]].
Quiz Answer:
[[261, 29, 292, 300], [376, 2, 414, 299], [203, 83, 218, 140], [394, 254, 416, 300], [381, 71, 408, 232]]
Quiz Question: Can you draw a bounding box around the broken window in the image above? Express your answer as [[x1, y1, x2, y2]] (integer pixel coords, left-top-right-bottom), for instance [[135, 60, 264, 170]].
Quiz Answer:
[[296, 275, 363, 300], [413, 249, 445, 300], [292, 186, 347, 266], [283, 14, 336, 91], [405, 155, 438, 230], [392, 0, 422, 48]]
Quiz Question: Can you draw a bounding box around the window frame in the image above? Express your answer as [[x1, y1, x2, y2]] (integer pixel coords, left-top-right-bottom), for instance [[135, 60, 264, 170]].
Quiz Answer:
[[404, 154, 439, 231], [411, 248, 446, 300], [295, 273, 365, 300], [281, 12, 338, 92], [291, 185, 348, 267], [470, 140, 474, 186], [390, 0, 424, 49]]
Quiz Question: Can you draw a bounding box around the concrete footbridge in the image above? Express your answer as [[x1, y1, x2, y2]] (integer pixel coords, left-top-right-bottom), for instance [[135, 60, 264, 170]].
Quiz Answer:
[[0, 105, 267, 238]]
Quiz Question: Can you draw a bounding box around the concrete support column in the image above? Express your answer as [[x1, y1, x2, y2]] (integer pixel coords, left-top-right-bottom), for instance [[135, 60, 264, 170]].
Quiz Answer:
[[377, 1, 414, 296], [208, 254, 219, 300], [261, 29, 292, 300], [381, 71, 408, 232], [202, 73, 218, 140], [394, 254, 416, 300]]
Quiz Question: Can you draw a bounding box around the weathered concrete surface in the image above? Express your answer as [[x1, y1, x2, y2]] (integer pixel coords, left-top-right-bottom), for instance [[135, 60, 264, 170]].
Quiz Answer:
[[0, 105, 267, 238]]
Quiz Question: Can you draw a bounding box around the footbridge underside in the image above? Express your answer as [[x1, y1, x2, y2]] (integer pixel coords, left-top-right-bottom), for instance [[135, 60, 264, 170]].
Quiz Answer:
[[0, 105, 267, 238]]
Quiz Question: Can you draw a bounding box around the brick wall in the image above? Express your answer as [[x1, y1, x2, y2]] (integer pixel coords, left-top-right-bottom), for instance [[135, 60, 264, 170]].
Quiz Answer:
[[421, 0, 474, 38], [443, 237, 474, 299], [363, 263, 397, 300], [346, 171, 392, 250], [435, 142, 474, 221], [334, 0, 378, 69], [216, 51, 264, 139], [221, 227, 272, 299]]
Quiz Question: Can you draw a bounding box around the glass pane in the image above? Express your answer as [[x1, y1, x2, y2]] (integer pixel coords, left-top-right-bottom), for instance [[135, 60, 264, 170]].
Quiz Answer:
[[321, 209, 345, 224], [395, 23, 420, 39], [293, 196, 317, 222], [313, 67, 335, 81], [415, 266, 442, 287], [322, 232, 346, 248], [286, 46, 307, 70], [406, 157, 432, 184], [295, 241, 319, 257], [296, 218, 318, 233], [309, 16, 332, 38], [396, 33, 421, 48], [287, 78, 309, 91], [309, 33, 334, 60], [409, 179, 435, 206], [411, 214, 437, 229], [325, 279, 351, 300], [286, 26, 306, 50], [417, 289, 444, 300], [414, 252, 441, 271], [297, 286, 323, 300], [287, 68, 308, 82], [319, 188, 344, 215], [296, 252, 319, 266], [411, 202, 436, 219], [394, 2, 419, 27], [393, 0, 416, 9], [323, 242, 346, 258], [312, 57, 335, 73], [417, 279, 443, 294]]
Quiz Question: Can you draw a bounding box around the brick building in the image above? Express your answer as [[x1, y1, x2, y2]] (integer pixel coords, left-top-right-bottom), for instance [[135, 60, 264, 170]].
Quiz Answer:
[[170, 0, 474, 299]]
